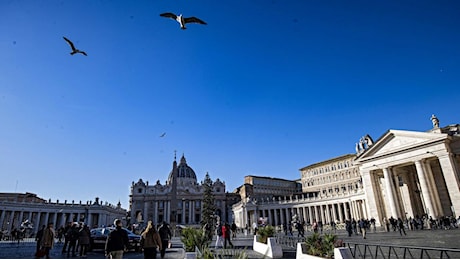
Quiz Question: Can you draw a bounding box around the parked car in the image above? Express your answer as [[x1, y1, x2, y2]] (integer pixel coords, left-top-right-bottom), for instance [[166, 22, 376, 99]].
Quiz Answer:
[[89, 227, 141, 252]]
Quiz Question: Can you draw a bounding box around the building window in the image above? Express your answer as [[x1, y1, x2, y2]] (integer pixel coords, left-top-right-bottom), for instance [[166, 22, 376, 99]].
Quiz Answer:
[[159, 201, 164, 209], [138, 188, 142, 193], [195, 201, 201, 208]]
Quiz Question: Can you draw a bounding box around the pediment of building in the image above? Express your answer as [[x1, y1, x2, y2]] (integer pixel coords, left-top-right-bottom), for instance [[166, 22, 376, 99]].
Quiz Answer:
[[357, 129, 447, 162]]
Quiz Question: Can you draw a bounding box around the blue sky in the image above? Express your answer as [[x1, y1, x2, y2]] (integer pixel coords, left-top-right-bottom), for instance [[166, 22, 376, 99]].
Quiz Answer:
[[1, 0, 459, 209]]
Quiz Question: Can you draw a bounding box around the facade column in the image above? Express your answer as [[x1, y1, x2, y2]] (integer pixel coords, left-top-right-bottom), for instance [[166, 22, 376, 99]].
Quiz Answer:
[[154, 201, 158, 225], [424, 162, 442, 216], [143, 202, 149, 223], [8, 211, 15, 230], [18, 211, 24, 226], [415, 160, 436, 218], [314, 206, 319, 222], [438, 153, 460, 217], [0, 210, 5, 229], [338, 203, 344, 222], [332, 204, 337, 223], [383, 167, 398, 218], [166, 201, 170, 224], [325, 204, 331, 224], [35, 212, 42, 233]]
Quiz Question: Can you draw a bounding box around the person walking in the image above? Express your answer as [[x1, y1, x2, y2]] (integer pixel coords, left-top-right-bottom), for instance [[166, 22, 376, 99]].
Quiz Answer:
[[222, 222, 233, 249], [358, 218, 367, 239], [40, 223, 55, 259], [158, 222, 172, 259], [398, 217, 407, 236], [35, 225, 45, 258], [61, 222, 72, 254], [231, 222, 237, 239], [140, 221, 162, 259], [215, 222, 224, 248], [67, 223, 79, 258], [105, 219, 129, 259], [78, 224, 91, 258]]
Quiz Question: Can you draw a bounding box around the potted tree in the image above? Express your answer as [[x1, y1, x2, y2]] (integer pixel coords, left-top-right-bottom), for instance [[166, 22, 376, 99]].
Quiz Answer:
[[181, 227, 210, 259], [296, 232, 350, 259], [253, 225, 283, 258]]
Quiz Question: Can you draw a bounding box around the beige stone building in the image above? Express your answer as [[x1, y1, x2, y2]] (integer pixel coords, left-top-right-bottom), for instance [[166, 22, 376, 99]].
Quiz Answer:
[[232, 116, 460, 228], [355, 122, 460, 225]]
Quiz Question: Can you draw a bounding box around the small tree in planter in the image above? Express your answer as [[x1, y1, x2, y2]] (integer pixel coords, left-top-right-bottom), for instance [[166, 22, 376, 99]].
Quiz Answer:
[[303, 232, 343, 259], [256, 225, 276, 243], [181, 227, 210, 253]]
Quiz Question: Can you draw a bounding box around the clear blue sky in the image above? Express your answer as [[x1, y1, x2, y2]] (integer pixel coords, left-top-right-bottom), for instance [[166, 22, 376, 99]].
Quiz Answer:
[[1, 0, 459, 209]]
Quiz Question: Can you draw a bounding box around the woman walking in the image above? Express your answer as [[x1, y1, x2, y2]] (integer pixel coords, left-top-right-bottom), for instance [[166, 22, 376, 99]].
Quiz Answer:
[[140, 221, 162, 259]]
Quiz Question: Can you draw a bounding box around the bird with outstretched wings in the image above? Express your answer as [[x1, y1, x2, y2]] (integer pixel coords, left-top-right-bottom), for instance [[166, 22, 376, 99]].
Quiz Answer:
[[160, 12, 207, 29], [63, 37, 87, 56]]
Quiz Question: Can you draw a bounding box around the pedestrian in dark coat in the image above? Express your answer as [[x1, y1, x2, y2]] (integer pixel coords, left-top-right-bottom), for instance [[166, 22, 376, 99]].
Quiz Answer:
[[78, 224, 91, 257], [105, 219, 129, 259], [35, 225, 45, 257], [158, 222, 172, 259]]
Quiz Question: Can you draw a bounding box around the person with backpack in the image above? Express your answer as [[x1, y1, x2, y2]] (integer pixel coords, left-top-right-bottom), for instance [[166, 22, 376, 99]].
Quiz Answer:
[[78, 224, 91, 258]]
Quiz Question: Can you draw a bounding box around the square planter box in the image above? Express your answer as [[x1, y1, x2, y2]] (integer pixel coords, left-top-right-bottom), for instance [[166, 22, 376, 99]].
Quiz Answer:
[[253, 235, 283, 258], [296, 242, 353, 259]]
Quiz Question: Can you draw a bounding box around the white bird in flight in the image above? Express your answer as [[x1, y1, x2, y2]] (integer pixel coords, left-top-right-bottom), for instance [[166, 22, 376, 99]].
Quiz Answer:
[[63, 37, 87, 56], [160, 13, 207, 29]]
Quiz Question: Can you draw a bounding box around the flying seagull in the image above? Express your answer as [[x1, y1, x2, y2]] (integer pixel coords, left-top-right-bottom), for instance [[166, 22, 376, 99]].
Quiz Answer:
[[160, 13, 207, 29], [160, 132, 166, 137], [63, 37, 87, 56]]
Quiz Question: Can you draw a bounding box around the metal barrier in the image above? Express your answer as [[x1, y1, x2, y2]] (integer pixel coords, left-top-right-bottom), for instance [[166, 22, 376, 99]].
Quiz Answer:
[[345, 242, 460, 259], [274, 234, 305, 249]]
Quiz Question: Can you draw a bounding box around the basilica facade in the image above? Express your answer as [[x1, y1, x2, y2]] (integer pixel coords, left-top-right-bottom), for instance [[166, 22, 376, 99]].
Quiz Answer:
[[129, 154, 229, 227]]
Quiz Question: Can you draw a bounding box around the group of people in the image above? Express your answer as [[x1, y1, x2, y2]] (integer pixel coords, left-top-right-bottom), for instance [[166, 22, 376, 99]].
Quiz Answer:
[[214, 222, 234, 249], [105, 219, 172, 259], [33, 219, 172, 259]]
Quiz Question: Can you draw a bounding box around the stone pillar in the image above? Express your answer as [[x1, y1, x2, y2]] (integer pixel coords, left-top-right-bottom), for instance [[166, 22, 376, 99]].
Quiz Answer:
[[424, 162, 442, 217], [415, 160, 436, 218], [8, 211, 15, 230], [438, 153, 460, 217], [35, 212, 42, 233], [338, 203, 344, 222], [325, 204, 331, 224], [332, 204, 337, 223], [314, 206, 319, 222], [383, 167, 398, 218], [0, 210, 5, 229], [144, 201, 149, 223], [154, 201, 158, 225]]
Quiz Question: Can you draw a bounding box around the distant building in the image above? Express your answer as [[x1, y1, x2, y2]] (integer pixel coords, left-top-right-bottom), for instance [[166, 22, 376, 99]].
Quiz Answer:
[[0, 193, 126, 235], [129, 154, 229, 227], [232, 175, 304, 229]]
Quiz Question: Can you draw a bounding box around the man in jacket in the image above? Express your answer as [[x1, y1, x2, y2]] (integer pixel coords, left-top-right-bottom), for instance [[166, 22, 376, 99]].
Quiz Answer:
[[41, 223, 55, 259], [105, 219, 129, 259]]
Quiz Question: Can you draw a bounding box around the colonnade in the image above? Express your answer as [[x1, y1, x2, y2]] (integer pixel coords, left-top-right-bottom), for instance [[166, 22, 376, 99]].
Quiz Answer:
[[0, 201, 126, 235]]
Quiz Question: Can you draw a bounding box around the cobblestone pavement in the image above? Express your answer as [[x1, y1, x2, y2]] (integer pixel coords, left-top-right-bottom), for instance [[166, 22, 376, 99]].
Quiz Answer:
[[1, 228, 459, 259], [0, 237, 185, 259]]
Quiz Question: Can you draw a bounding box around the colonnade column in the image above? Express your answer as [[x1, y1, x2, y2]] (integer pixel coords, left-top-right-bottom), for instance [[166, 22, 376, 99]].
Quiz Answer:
[[338, 204, 344, 222], [383, 167, 398, 218], [423, 162, 442, 216], [415, 160, 436, 218], [438, 153, 460, 217], [332, 204, 337, 223]]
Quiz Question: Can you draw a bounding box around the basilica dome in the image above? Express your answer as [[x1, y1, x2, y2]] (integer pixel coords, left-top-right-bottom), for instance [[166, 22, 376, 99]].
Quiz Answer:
[[167, 154, 197, 184]]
